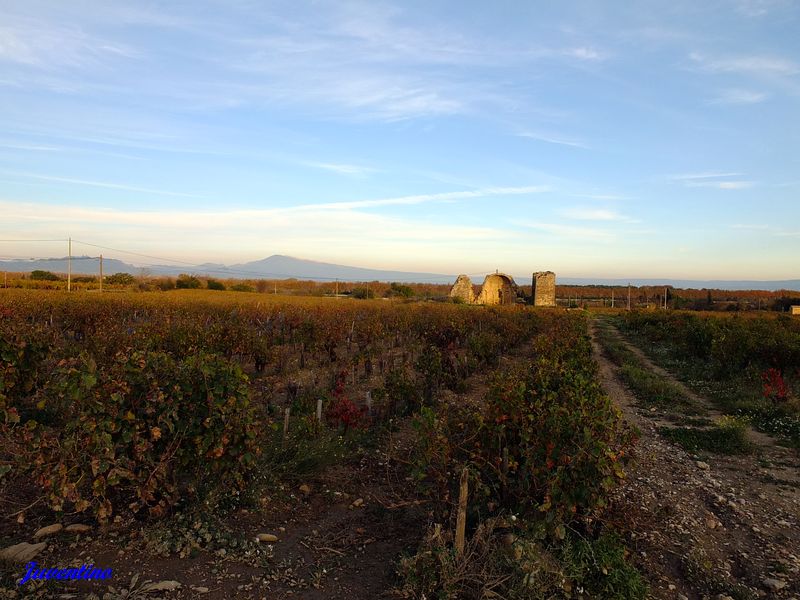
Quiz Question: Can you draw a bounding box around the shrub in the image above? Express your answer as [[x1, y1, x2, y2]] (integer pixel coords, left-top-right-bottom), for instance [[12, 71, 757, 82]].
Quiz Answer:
[[762, 368, 789, 404], [157, 277, 176, 291], [30, 270, 60, 281], [352, 287, 375, 299], [387, 282, 414, 298], [412, 314, 637, 537], [176, 274, 202, 289], [19, 351, 260, 521], [106, 272, 136, 285], [207, 279, 226, 291], [230, 283, 255, 293]]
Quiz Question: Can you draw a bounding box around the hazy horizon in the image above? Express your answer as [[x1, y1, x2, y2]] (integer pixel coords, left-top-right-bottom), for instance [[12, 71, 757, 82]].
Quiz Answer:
[[1, 1, 798, 280]]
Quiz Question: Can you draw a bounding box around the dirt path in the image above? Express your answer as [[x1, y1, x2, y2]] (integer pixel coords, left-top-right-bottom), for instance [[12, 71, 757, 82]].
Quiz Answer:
[[589, 319, 800, 599]]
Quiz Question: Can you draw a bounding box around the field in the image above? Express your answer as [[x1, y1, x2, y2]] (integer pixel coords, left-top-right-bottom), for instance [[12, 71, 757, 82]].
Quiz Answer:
[[1, 289, 798, 598]]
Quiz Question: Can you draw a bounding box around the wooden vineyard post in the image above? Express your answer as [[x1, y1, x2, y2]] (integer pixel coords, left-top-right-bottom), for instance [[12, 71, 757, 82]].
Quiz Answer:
[[282, 407, 291, 446], [455, 467, 468, 556], [366, 391, 372, 416], [501, 447, 509, 502], [316, 398, 323, 423]]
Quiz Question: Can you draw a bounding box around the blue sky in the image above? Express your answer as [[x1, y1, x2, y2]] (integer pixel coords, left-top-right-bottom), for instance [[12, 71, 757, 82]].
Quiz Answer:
[[1, 0, 798, 280]]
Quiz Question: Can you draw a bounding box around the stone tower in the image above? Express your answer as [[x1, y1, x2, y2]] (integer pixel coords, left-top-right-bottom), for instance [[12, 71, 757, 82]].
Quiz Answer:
[[532, 271, 556, 307]]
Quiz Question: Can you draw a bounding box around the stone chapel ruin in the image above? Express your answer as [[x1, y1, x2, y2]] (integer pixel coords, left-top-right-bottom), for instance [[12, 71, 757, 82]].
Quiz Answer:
[[449, 270, 556, 307]]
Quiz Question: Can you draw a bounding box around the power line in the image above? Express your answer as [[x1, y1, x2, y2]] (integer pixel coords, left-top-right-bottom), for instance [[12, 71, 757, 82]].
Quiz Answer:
[[71, 240, 198, 266], [0, 239, 69, 242]]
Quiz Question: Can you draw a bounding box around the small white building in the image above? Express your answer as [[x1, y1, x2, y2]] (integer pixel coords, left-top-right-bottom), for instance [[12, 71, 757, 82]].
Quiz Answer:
[[791, 305, 800, 315]]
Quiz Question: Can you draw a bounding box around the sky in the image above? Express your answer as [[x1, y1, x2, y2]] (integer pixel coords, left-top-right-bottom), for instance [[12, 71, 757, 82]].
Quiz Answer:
[[0, 0, 798, 280]]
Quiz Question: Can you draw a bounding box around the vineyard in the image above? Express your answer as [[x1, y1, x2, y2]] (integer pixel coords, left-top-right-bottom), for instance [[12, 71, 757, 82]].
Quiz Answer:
[[0, 289, 648, 598], [4, 290, 798, 598]]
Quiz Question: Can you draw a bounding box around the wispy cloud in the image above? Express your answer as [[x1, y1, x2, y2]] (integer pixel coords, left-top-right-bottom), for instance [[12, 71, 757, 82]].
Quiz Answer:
[[517, 132, 589, 149], [296, 186, 551, 212], [560, 207, 639, 223], [688, 181, 755, 190], [0, 17, 139, 69], [514, 221, 615, 241], [571, 193, 632, 201], [670, 172, 741, 181], [303, 162, 377, 177], [708, 88, 769, 105], [735, 0, 787, 17], [690, 52, 799, 76], [563, 47, 606, 61], [669, 172, 755, 190], [2, 171, 200, 198]]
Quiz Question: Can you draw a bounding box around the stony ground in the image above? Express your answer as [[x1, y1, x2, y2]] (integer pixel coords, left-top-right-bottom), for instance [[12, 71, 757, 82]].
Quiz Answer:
[[592, 320, 800, 600]]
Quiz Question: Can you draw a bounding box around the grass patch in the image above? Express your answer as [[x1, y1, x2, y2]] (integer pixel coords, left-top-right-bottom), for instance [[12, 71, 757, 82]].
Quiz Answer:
[[396, 520, 648, 600], [557, 531, 648, 600], [618, 363, 706, 415], [667, 415, 714, 427], [659, 417, 753, 455], [595, 319, 706, 416], [615, 323, 800, 449]]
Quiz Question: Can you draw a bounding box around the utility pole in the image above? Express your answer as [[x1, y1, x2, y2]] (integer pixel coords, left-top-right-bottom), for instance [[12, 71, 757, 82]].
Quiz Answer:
[[67, 237, 72, 292], [99, 254, 103, 292], [335, 278, 339, 297], [611, 289, 615, 308], [627, 283, 631, 311], [664, 287, 667, 310]]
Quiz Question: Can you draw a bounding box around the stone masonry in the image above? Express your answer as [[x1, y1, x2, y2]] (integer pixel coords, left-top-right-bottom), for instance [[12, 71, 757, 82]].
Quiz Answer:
[[449, 274, 476, 303], [475, 273, 517, 305], [449, 272, 519, 305], [532, 271, 556, 307]]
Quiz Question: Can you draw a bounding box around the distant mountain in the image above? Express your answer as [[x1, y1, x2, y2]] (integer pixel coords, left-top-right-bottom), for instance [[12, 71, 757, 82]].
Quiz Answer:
[[227, 255, 453, 283], [0, 255, 797, 291], [0, 254, 454, 283], [0, 256, 137, 275]]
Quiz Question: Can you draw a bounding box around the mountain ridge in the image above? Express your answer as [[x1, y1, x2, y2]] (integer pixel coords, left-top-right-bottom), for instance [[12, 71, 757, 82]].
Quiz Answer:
[[0, 255, 797, 291]]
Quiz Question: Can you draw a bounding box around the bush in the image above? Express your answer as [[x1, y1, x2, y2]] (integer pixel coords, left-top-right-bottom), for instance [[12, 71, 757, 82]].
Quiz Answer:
[[176, 274, 202, 289], [30, 270, 60, 281], [352, 287, 375, 299], [230, 283, 255, 293], [207, 279, 226, 291], [157, 277, 176, 291], [17, 351, 260, 521], [106, 272, 136, 285], [412, 314, 637, 536], [387, 282, 414, 298]]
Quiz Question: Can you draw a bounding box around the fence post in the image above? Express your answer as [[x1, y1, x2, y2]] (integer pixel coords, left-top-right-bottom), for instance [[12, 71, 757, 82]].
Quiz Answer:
[[282, 407, 291, 446], [455, 467, 468, 556]]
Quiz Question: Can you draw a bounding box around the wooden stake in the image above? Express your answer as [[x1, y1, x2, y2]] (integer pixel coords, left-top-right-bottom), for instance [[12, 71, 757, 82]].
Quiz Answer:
[[282, 407, 290, 445], [501, 447, 509, 501], [455, 467, 468, 556], [316, 398, 323, 423]]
